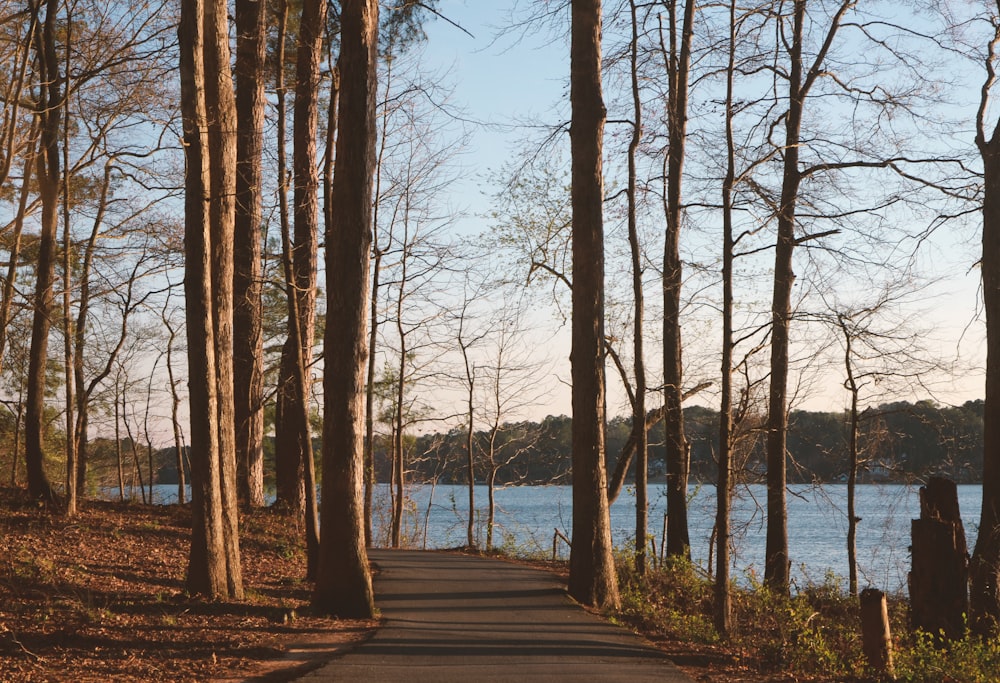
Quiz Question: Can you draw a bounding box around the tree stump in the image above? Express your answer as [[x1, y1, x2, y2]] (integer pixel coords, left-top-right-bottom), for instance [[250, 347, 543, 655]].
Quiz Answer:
[[908, 476, 968, 640], [860, 587, 893, 676]]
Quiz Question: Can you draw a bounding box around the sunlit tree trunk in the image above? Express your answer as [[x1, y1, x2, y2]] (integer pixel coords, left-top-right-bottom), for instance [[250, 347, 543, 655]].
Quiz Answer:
[[24, 0, 60, 505], [313, 0, 377, 619], [180, 0, 244, 600], [233, 0, 267, 509], [567, 0, 619, 610]]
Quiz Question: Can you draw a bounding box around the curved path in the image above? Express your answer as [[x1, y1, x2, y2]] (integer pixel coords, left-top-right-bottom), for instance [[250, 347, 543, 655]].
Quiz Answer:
[[297, 549, 692, 682]]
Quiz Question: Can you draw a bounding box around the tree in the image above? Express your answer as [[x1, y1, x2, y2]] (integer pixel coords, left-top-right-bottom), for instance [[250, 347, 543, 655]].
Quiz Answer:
[[660, 0, 696, 561], [972, 4, 1000, 636], [454, 276, 489, 550], [568, 0, 619, 610], [233, 0, 268, 508], [179, 0, 244, 599], [274, 0, 325, 520], [23, 0, 61, 505], [763, 0, 854, 596], [313, 0, 377, 619], [623, 0, 650, 575]]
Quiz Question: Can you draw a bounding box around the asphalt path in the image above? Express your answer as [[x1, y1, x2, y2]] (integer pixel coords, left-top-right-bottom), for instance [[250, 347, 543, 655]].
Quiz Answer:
[[297, 548, 693, 682]]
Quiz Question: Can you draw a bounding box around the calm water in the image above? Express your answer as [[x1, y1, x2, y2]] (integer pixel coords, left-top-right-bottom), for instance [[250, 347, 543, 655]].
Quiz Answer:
[[112, 482, 982, 595], [372, 483, 983, 595]]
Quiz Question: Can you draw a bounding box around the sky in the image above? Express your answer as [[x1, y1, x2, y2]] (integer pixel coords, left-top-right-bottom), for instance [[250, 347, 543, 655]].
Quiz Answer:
[[387, 1, 988, 421]]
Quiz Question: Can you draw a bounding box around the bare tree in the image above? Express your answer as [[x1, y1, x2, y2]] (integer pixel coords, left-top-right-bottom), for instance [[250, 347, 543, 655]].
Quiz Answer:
[[568, 0, 619, 610], [313, 0, 377, 619], [972, 5, 1000, 635], [23, 0, 61, 504], [659, 0, 696, 561]]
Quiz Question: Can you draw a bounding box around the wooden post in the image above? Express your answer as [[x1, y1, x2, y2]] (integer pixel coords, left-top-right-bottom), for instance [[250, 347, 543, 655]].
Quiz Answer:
[[860, 587, 893, 676], [908, 476, 968, 641]]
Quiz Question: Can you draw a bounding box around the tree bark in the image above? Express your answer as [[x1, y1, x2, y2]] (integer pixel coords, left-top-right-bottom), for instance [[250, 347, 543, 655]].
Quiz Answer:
[[567, 0, 619, 610], [180, 0, 228, 597], [233, 0, 267, 509], [909, 477, 968, 640], [24, 0, 60, 505], [627, 0, 647, 576], [180, 0, 244, 599], [272, 0, 304, 513], [764, 0, 806, 596], [662, 0, 695, 561], [715, 0, 737, 637], [313, 0, 377, 619], [973, 37, 1000, 632]]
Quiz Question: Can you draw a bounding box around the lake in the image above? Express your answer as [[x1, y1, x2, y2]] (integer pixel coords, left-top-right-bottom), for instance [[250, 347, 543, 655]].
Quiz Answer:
[[112, 482, 982, 595], [372, 482, 982, 595]]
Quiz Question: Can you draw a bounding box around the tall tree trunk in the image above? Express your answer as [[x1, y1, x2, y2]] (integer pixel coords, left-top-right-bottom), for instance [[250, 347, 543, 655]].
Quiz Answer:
[[293, 0, 326, 574], [842, 319, 860, 597], [204, 0, 244, 598], [180, 0, 244, 600], [763, 0, 852, 597], [272, 0, 303, 513], [61, 10, 76, 516], [233, 0, 267, 509], [627, 0, 648, 576], [714, 0, 737, 638], [274, 0, 326, 521], [764, 0, 806, 596], [313, 0, 377, 619], [567, 0, 619, 610], [972, 27, 1000, 632], [662, 0, 695, 561], [24, 0, 60, 505]]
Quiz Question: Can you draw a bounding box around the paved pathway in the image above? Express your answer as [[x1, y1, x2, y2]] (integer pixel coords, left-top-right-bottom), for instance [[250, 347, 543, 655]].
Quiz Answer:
[[297, 549, 693, 682]]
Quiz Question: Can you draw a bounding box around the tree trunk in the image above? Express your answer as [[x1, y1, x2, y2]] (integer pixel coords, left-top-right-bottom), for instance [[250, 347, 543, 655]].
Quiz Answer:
[[204, 0, 244, 599], [313, 0, 377, 619], [909, 477, 968, 640], [24, 0, 60, 505], [180, 0, 243, 600], [61, 12, 76, 514], [715, 0, 737, 637], [233, 0, 267, 509], [764, 0, 807, 597], [272, 0, 305, 514], [466, 376, 476, 549], [567, 0, 619, 610], [487, 466, 498, 551], [972, 83, 1000, 636], [626, 0, 647, 577], [275, 0, 325, 520], [662, 0, 695, 561], [843, 324, 860, 597], [860, 588, 893, 675]]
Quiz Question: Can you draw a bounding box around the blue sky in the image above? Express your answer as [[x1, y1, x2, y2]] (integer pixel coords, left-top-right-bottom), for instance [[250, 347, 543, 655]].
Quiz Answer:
[[405, 2, 986, 417]]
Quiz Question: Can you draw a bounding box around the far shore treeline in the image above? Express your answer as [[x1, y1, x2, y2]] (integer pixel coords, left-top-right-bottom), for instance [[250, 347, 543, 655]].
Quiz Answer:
[[63, 398, 983, 492]]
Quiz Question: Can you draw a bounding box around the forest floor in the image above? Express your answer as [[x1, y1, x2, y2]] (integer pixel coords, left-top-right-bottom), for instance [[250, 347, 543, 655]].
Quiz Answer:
[[0, 488, 796, 682]]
